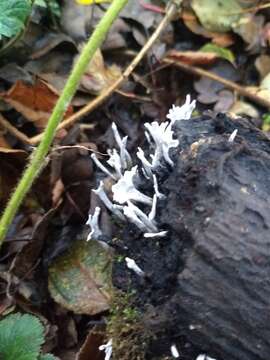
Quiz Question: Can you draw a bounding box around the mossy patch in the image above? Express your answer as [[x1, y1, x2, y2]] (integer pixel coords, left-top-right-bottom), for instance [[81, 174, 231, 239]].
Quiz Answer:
[[107, 290, 153, 360]]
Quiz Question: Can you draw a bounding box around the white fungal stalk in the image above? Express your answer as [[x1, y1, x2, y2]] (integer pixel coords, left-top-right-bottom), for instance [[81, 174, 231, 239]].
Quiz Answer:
[[86, 206, 102, 241], [148, 194, 157, 222], [126, 201, 157, 232], [153, 174, 165, 199], [91, 153, 116, 180], [228, 129, 238, 143], [107, 148, 123, 178], [123, 203, 149, 232], [144, 121, 179, 168], [166, 94, 196, 123], [112, 166, 152, 205], [144, 231, 168, 238], [170, 344, 180, 358], [112, 122, 132, 170], [125, 257, 145, 276], [137, 147, 153, 179], [99, 339, 113, 360], [88, 96, 196, 241], [196, 355, 217, 360], [92, 181, 125, 221]]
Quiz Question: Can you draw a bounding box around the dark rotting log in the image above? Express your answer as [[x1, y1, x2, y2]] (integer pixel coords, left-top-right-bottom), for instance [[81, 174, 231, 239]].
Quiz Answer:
[[112, 112, 270, 360], [156, 113, 270, 360]]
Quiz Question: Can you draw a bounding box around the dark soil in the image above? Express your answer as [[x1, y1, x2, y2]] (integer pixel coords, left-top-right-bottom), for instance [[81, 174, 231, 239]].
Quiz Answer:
[[112, 113, 270, 360]]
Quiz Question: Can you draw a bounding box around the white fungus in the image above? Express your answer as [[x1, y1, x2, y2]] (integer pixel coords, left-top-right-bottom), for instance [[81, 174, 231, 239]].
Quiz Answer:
[[92, 181, 125, 221], [166, 94, 196, 123], [91, 153, 116, 180], [144, 231, 168, 238], [111, 122, 132, 170], [196, 355, 217, 360], [144, 121, 179, 168], [99, 339, 113, 360], [125, 257, 145, 277], [112, 166, 152, 205], [107, 148, 123, 178], [228, 129, 238, 143], [86, 206, 102, 241], [137, 147, 153, 178], [170, 344, 180, 358]]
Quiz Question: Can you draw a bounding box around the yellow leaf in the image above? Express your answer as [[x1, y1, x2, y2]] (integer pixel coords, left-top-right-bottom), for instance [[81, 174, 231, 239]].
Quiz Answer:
[[75, 0, 112, 5]]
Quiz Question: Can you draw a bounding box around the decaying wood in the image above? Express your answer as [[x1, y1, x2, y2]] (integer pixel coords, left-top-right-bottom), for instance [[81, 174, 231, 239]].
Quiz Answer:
[[158, 113, 270, 360]]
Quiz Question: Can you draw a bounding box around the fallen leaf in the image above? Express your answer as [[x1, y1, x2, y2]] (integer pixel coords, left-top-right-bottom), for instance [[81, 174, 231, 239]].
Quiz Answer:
[[61, 1, 128, 48], [76, 326, 105, 360], [255, 54, 270, 80], [191, 0, 241, 33], [79, 49, 122, 95], [200, 43, 235, 64], [194, 62, 240, 104], [182, 10, 235, 47], [229, 100, 259, 118], [0, 152, 26, 210], [48, 239, 113, 315], [213, 89, 235, 112], [167, 49, 218, 66], [232, 14, 265, 52], [1, 80, 73, 128]]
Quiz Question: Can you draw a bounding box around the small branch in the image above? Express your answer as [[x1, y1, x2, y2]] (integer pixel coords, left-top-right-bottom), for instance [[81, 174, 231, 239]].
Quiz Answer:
[[29, 1, 178, 145], [163, 57, 270, 110], [0, 115, 32, 145], [0, 0, 128, 244]]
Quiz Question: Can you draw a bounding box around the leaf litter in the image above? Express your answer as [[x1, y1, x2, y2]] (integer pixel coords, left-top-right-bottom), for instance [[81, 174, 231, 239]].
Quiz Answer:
[[1, 0, 270, 359]]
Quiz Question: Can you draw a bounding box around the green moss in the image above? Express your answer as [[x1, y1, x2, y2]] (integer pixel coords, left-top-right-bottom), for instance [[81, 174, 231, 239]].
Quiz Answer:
[[107, 290, 152, 360]]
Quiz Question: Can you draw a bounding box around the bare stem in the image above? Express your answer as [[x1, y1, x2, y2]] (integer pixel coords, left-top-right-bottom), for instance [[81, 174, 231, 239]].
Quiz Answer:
[[0, 0, 128, 244]]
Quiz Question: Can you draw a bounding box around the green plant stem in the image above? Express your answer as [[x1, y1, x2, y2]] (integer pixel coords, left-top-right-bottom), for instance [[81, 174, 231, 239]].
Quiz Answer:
[[0, 0, 128, 244]]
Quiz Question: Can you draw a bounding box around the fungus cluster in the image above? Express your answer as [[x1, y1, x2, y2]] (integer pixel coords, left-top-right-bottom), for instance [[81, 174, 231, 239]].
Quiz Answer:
[[87, 95, 196, 242], [87, 95, 227, 360]]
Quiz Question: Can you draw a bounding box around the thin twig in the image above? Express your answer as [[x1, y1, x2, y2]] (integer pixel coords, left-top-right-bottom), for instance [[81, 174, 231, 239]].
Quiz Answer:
[[0, 114, 32, 145], [29, 2, 178, 145], [163, 57, 270, 110]]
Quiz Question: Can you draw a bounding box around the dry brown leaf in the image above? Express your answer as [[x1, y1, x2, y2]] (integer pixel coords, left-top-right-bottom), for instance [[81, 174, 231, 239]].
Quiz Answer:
[[1, 80, 73, 128], [182, 10, 235, 47], [79, 49, 122, 95], [76, 326, 105, 360], [167, 49, 218, 66]]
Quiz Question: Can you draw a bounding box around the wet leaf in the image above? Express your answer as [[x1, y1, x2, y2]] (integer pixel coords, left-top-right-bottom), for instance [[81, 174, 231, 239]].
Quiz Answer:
[[49, 240, 113, 315], [191, 0, 241, 33], [200, 43, 235, 64]]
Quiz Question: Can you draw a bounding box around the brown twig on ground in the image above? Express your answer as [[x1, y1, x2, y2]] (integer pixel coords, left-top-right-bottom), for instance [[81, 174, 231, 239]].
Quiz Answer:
[[163, 57, 270, 110], [0, 114, 32, 144], [29, 2, 178, 145]]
